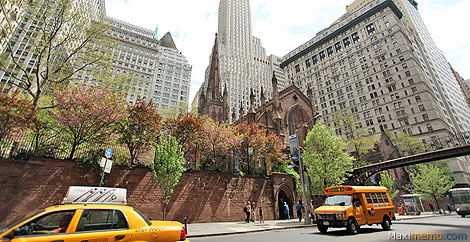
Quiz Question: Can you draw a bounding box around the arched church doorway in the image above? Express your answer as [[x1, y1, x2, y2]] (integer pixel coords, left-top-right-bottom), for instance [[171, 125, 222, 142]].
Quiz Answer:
[[278, 189, 293, 219]]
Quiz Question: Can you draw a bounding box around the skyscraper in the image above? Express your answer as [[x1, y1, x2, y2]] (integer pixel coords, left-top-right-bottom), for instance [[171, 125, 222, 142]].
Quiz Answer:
[[281, 0, 470, 184], [196, 0, 285, 121], [346, 0, 470, 134], [78, 17, 192, 111], [0, 0, 105, 92]]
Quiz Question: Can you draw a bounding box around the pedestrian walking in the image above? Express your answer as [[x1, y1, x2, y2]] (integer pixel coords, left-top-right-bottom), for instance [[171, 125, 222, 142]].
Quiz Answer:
[[296, 202, 302, 222], [244, 201, 251, 223], [429, 202, 434, 213], [259, 204, 264, 223], [251, 202, 256, 222], [284, 202, 290, 220]]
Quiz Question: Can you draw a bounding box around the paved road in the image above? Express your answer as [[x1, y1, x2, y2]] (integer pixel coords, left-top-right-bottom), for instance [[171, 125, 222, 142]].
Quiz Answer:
[[190, 215, 469, 242]]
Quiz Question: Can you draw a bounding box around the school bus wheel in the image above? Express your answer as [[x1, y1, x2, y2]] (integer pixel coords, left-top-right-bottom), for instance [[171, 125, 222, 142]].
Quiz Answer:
[[381, 215, 391, 230], [317, 224, 328, 233], [346, 217, 359, 234]]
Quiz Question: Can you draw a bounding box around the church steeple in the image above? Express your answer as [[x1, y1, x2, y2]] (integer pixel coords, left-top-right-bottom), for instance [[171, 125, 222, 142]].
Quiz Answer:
[[207, 33, 221, 101]]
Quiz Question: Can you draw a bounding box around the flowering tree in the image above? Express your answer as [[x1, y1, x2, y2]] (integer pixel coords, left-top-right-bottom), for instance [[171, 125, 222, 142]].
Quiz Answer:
[[163, 112, 203, 165], [199, 119, 242, 171], [51, 84, 126, 160], [0, 0, 116, 120], [117, 99, 162, 166]]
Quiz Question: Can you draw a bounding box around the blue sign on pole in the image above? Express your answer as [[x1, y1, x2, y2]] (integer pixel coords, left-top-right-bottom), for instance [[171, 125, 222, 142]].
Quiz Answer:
[[105, 148, 112, 159], [289, 136, 299, 161]]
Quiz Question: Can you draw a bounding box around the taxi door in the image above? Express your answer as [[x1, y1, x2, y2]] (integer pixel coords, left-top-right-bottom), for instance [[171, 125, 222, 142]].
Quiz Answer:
[[66, 209, 132, 242], [4, 210, 77, 242], [8, 234, 70, 242], [351, 194, 367, 225]]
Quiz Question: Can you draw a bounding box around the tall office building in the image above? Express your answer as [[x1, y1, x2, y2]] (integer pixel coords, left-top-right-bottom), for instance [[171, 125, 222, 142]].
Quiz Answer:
[[281, 0, 470, 184], [346, 0, 470, 134], [196, 0, 285, 121], [80, 17, 192, 110], [0, 0, 24, 54], [156, 32, 192, 108], [0, 0, 105, 91]]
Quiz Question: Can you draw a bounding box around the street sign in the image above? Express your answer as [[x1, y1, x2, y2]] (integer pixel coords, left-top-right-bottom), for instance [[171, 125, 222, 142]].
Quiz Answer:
[[104, 159, 113, 174], [248, 147, 254, 156], [105, 148, 112, 158], [100, 157, 107, 167], [289, 136, 299, 161]]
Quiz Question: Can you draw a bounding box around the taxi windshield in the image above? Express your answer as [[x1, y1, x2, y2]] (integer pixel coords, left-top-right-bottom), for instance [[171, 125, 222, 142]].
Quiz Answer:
[[324, 195, 352, 206], [0, 209, 45, 234]]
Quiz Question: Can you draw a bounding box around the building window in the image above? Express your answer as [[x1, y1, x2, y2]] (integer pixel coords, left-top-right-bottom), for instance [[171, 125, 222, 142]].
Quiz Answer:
[[426, 123, 433, 132], [312, 55, 318, 65], [352, 32, 360, 43], [366, 24, 376, 35], [295, 65, 300, 73], [343, 37, 351, 48], [335, 42, 342, 52], [288, 108, 299, 136]]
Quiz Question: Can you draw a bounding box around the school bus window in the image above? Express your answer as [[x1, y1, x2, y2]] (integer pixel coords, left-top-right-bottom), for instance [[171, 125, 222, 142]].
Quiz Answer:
[[365, 193, 373, 204], [372, 193, 379, 203], [382, 192, 390, 203], [377, 193, 384, 203]]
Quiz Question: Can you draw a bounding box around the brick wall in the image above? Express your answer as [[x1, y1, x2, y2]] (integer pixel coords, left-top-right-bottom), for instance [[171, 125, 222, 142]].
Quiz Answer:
[[0, 159, 295, 227]]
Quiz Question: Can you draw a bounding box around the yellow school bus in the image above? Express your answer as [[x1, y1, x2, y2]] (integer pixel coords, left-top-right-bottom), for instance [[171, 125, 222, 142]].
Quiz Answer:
[[314, 186, 395, 234]]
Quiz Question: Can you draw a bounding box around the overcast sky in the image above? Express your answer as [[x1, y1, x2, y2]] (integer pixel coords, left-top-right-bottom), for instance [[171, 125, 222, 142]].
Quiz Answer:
[[105, 0, 470, 104]]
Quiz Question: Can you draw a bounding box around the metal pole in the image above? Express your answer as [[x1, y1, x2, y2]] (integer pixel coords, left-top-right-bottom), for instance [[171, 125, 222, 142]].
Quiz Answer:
[[296, 128, 310, 224], [99, 158, 107, 187]]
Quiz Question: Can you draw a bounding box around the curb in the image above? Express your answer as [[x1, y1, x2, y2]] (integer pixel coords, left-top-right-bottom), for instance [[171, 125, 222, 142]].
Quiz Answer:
[[186, 224, 314, 238], [395, 213, 446, 221]]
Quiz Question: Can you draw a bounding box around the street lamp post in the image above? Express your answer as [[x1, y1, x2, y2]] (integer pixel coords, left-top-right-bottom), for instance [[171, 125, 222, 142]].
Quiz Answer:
[[296, 113, 321, 224], [295, 128, 310, 225]]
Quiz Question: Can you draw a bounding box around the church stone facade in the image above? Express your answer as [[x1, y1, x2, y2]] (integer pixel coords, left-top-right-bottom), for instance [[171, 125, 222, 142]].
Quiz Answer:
[[198, 35, 318, 147]]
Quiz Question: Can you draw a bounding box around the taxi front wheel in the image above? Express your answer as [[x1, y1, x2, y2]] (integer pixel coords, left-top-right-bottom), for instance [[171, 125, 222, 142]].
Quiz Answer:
[[346, 218, 359, 234], [317, 224, 328, 233]]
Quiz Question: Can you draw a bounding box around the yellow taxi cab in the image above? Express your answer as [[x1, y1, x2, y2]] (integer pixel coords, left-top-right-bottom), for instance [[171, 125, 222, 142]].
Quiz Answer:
[[314, 186, 395, 234], [0, 186, 189, 242]]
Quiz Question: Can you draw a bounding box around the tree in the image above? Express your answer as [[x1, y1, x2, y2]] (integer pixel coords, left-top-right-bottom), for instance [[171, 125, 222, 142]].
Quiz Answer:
[[392, 132, 431, 156], [0, 87, 33, 142], [410, 164, 456, 211], [379, 171, 399, 200], [117, 99, 162, 166], [199, 119, 242, 171], [160, 102, 189, 119], [151, 135, 184, 220], [51, 84, 126, 160], [0, 0, 115, 118], [234, 122, 285, 175], [303, 123, 354, 194], [163, 112, 203, 165], [334, 113, 376, 167]]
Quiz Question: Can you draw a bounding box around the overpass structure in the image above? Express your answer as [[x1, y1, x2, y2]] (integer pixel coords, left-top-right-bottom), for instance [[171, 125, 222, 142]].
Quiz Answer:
[[348, 132, 470, 184]]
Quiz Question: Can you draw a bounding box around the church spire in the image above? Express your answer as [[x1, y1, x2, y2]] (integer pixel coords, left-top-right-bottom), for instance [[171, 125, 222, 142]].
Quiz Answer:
[[207, 33, 221, 101]]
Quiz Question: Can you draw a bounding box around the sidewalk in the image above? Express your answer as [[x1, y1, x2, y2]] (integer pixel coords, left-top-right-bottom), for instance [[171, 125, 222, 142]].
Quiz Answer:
[[186, 219, 313, 238], [186, 212, 444, 238]]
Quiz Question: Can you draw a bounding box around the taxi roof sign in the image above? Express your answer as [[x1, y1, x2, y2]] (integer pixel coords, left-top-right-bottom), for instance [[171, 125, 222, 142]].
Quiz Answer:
[[63, 186, 127, 205]]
